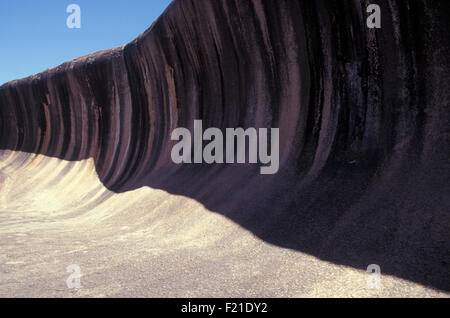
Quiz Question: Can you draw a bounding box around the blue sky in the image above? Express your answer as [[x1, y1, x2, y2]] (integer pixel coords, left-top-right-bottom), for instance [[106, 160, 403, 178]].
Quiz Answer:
[[0, 0, 172, 85]]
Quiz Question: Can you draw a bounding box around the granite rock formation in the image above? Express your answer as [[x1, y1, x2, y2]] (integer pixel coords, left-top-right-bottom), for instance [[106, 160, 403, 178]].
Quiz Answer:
[[0, 0, 449, 294]]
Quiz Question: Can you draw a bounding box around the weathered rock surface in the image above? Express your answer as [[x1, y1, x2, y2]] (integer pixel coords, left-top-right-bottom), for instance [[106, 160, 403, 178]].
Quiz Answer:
[[0, 0, 449, 296]]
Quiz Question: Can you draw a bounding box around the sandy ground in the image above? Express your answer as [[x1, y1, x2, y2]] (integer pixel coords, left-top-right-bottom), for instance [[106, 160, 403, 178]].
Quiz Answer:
[[0, 150, 447, 298]]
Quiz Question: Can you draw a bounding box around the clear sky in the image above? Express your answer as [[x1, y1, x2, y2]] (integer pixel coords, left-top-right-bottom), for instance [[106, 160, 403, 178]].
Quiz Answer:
[[0, 0, 173, 85]]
